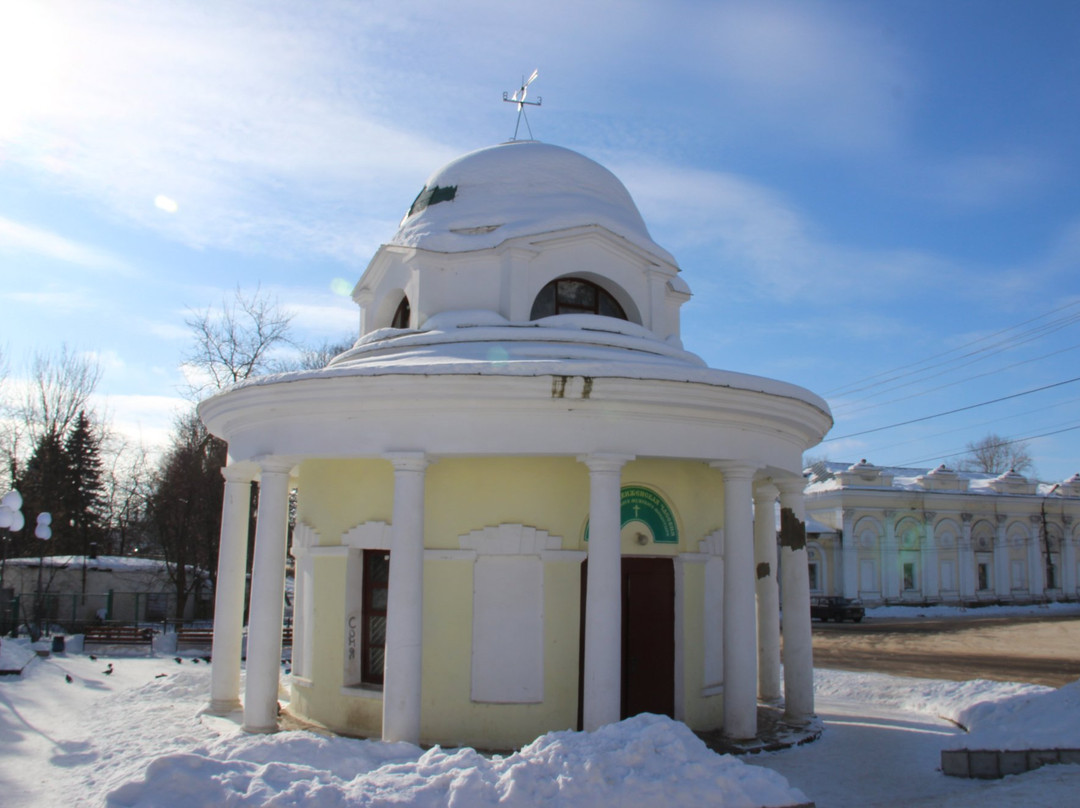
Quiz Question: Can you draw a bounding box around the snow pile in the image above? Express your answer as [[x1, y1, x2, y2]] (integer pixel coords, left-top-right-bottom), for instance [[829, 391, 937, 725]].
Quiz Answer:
[[814, 668, 1050, 728], [0, 638, 36, 672], [107, 712, 807, 808], [951, 679, 1080, 751]]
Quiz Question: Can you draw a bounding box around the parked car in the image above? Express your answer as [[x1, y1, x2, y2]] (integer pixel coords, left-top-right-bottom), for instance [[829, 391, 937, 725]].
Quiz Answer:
[[810, 596, 865, 623]]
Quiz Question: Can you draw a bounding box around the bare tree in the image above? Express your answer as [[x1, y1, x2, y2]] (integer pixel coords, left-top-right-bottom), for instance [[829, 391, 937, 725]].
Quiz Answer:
[[959, 433, 1034, 475], [20, 345, 102, 445], [146, 410, 227, 619], [290, 336, 356, 371], [2, 345, 101, 484], [99, 437, 153, 556], [183, 286, 294, 397]]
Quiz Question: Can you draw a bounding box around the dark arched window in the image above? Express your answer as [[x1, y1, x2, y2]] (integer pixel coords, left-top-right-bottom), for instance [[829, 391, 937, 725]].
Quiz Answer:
[[391, 296, 411, 329], [529, 278, 627, 321]]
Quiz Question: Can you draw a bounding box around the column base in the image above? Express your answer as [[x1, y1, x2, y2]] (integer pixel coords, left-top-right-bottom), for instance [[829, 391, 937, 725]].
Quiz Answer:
[[241, 721, 279, 734], [206, 698, 242, 716]]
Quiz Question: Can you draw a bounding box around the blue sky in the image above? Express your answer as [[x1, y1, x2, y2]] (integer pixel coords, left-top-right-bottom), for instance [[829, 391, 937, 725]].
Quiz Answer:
[[1, 0, 1079, 481]]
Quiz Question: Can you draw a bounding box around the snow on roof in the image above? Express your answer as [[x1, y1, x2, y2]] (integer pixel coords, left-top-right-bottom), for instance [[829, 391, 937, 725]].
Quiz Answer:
[[390, 141, 677, 265], [230, 312, 831, 414], [805, 460, 1074, 496], [3, 555, 206, 575]]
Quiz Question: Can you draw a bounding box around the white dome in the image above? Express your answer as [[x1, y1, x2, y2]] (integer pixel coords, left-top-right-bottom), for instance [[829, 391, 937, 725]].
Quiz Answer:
[[391, 141, 674, 263]]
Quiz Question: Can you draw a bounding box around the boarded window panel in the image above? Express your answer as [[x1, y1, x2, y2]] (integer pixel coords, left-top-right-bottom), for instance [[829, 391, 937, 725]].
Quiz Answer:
[[471, 556, 543, 703]]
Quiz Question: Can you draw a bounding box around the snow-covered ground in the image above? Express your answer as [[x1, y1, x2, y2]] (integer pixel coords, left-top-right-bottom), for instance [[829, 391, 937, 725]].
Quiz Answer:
[[1, 606, 1079, 807]]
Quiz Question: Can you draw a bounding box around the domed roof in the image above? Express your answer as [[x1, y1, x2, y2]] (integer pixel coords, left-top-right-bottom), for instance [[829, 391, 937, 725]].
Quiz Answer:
[[390, 141, 674, 263]]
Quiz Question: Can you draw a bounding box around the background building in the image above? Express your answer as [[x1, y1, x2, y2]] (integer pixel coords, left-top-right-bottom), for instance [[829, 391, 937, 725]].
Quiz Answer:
[[804, 461, 1080, 605]]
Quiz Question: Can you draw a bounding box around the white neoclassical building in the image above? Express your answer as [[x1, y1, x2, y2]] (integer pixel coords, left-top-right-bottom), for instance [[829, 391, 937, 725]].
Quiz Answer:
[[803, 460, 1080, 605], [199, 141, 832, 749]]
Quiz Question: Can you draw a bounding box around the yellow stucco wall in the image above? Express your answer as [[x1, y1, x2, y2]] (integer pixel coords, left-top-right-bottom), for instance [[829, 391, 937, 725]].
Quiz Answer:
[[288, 455, 728, 747]]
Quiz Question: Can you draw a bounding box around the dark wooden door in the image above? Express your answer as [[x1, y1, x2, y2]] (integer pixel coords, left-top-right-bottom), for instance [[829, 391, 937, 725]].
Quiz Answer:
[[578, 557, 675, 727], [621, 557, 675, 719]]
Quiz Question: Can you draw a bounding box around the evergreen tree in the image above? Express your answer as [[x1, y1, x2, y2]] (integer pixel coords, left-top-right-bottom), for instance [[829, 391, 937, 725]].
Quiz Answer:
[[13, 427, 69, 559], [62, 410, 106, 558]]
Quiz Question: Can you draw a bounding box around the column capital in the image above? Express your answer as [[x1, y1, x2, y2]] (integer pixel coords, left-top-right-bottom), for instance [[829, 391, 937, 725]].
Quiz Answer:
[[578, 453, 634, 474], [774, 478, 806, 499], [1063, 515, 1074, 526], [961, 512, 974, 523], [1029, 514, 1042, 524], [923, 511, 937, 522], [996, 514, 1008, 525], [221, 463, 256, 484], [710, 460, 758, 480], [842, 508, 857, 521], [883, 509, 897, 519], [255, 455, 295, 475], [385, 451, 429, 473], [753, 482, 780, 502]]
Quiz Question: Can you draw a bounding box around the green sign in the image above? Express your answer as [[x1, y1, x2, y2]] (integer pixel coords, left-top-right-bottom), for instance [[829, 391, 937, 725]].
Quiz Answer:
[[585, 486, 679, 544]]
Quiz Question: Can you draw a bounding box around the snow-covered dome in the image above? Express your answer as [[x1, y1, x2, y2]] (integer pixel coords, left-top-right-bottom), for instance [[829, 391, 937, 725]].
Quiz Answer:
[[391, 141, 674, 263]]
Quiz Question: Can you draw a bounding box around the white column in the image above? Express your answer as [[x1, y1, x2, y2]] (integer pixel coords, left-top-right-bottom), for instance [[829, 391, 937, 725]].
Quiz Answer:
[[382, 452, 429, 744], [841, 509, 858, 598], [994, 515, 1010, 597], [1063, 517, 1076, 596], [208, 464, 254, 715], [242, 459, 292, 733], [778, 480, 814, 725], [958, 514, 974, 600], [923, 513, 939, 600], [753, 483, 781, 704], [882, 511, 897, 601], [579, 453, 632, 732], [1028, 515, 1045, 597], [712, 461, 757, 740]]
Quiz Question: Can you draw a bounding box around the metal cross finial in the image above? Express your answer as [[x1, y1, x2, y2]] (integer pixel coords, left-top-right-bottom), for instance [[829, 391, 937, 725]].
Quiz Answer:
[[503, 69, 542, 141]]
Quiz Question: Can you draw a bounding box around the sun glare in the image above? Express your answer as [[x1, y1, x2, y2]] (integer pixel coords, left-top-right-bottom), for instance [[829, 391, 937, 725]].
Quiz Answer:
[[0, 3, 68, 138], [154, 195, 179, 213]]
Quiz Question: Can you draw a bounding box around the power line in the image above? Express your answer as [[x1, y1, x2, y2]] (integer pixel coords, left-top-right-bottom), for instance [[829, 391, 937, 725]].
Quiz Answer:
[[897, 423, 1080, 469], [855, 395, 1080, 457], [830, 310, 1080, 411], [825, 297, 1080, 398], [831, 340, 1080, 417], [822, 375, 1080, 442]]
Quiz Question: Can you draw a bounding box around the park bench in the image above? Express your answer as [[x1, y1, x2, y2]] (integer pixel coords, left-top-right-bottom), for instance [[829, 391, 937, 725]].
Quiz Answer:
[[84, 624, 154, 652], [176, 627, 215, 650], [175, 626, 293, 654]]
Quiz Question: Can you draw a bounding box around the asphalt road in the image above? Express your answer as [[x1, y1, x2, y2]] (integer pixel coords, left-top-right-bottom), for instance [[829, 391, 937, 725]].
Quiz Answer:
[[808, 613, 1080, 687]]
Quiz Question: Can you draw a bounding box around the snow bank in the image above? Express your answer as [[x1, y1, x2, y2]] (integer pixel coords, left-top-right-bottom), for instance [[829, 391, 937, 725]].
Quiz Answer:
[[952, 679, 1080, 751], [0, 637, 36, 672], [107, 712, 807, 808], [815, 668, 1050, 728], [817, 668, 1080, 753]]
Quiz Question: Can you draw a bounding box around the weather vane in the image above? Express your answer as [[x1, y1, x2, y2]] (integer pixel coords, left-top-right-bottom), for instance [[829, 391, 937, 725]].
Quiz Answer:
[[503, 69, 541, 141]]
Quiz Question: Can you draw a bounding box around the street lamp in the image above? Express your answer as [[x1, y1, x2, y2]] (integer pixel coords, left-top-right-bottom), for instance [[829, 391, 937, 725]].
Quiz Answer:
[[0, 490, 25, 635], [33, 512, 52, 638]]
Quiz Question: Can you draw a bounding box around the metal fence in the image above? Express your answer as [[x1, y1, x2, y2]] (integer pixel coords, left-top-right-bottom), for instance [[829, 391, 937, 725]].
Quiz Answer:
[[0, 588, 212, 636]]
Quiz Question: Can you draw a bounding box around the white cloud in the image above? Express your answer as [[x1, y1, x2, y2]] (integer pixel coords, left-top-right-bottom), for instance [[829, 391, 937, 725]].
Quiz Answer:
[[1, 1, 457, 262], [0, 216, 132, 274], [614, 157, 960, 305], [93, 392, 187, 454]]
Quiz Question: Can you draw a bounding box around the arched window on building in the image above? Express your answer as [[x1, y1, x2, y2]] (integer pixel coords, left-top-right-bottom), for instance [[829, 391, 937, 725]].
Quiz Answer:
[[530, 277, 627, 321], [391, 296, 411, 329]]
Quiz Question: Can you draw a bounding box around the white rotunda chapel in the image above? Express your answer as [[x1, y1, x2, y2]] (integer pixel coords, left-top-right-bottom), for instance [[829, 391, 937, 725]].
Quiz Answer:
[[199, 141, 833, 749]]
